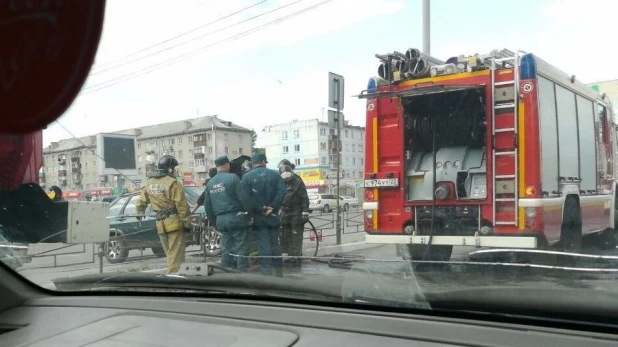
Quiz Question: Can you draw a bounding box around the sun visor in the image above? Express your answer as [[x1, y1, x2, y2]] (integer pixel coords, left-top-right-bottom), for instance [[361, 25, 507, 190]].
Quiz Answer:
[[1, 1, 106, 133]]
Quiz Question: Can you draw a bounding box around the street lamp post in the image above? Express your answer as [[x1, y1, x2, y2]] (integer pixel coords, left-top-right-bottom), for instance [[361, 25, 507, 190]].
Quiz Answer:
[[423, 0, 430, 55]]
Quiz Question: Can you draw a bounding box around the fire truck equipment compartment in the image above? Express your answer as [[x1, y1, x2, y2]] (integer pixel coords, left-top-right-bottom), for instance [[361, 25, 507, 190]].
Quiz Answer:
[[403, 87, 488, 202]]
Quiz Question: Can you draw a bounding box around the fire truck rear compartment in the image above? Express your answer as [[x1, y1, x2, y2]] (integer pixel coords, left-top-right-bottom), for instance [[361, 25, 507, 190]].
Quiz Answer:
[[403, 87, 487, 201], [402, 87, 488, 236]]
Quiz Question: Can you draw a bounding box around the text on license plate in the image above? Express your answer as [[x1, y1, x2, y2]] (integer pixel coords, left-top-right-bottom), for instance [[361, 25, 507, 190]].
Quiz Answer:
[[364, 178, 399, 188]]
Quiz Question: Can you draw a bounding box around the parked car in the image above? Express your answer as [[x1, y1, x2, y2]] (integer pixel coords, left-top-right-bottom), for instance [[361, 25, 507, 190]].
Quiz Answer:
[[105, 186, 219, 264], [183, 186, 221, 258], [308, 193, 340, 213], [339, 196, 359, 211]]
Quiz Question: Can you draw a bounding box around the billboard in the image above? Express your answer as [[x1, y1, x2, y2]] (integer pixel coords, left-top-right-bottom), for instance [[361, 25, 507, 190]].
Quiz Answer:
[[96, 133, 138, 176]]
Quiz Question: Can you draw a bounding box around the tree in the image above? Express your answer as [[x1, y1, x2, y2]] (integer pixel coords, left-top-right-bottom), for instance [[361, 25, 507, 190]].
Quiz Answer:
[[250, 129, 258, 148]]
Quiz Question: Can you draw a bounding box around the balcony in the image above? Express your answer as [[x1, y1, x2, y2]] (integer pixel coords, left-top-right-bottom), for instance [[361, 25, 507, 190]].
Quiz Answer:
[[71, 157, 80, 162], [57, 169, 67, 177], [193, 153, 205, 159], [195, 166, 207, 173], [57, 158, 66, 165], [193, 140, 207, 147]]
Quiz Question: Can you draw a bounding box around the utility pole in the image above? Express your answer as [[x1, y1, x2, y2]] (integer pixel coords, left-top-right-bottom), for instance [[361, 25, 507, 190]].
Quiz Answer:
[[423, 0, 430, 55], [334, 79, 342, 245], [328, 72, 345, 245]]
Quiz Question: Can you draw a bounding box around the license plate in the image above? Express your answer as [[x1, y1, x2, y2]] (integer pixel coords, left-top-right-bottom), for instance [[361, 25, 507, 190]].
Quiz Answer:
[[364, 178, 399, 188]]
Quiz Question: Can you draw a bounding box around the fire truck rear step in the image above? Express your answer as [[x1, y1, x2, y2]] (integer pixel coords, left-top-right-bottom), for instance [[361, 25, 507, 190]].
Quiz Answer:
[[495, 128, 516, 133], [496, 175, 515, 179]]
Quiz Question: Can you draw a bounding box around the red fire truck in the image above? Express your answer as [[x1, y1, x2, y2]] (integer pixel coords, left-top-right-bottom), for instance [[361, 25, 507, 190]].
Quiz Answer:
[[358, 48, 617, 261]]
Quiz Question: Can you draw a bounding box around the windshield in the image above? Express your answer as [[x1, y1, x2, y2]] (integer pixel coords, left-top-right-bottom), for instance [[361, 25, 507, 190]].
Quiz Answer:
[[5, 0, 618, 322]]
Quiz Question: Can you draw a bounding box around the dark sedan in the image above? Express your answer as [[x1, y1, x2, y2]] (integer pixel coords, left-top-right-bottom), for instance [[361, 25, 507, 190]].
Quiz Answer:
[[104, 186, 220, 263]]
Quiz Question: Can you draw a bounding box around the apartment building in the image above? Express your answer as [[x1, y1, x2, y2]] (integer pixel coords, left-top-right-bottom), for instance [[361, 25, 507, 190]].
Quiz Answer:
[[262, 118, 365, 194], [42, 115, 252, 198]]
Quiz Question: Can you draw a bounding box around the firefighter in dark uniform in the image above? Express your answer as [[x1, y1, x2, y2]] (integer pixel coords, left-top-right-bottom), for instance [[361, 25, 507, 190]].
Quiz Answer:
[[136, 155, 191, 274], [279, 164, 310, 267], [241, 153, 286, 277], [203, 155, 255, 271]]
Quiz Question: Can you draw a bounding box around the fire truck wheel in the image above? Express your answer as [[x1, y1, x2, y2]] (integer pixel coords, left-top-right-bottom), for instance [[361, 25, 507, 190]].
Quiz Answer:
[[559, 197, 582, 253]]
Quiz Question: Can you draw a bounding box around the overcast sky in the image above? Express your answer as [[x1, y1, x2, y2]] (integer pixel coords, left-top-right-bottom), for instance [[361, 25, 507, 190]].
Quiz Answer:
[[43, 0, 618, 148]]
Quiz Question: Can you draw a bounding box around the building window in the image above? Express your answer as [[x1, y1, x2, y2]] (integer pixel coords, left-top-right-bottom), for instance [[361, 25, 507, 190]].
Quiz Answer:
[[360, 132, 364, 139], [178, 150, 183, 159], [320, 142, 327, 150], [177, 137, 182, 144], [351, 144, 355, 152], [168, 138, 174, 145], [189, 149, 194, 156], [345, 144, 349, 152], [294, 144, 300, 152], [294, 158, 301, 166], [283, 146, 289, 153], [208, 147, 213, 153], [293, 130, 300, 139], [238, 135, 242, 141], [239, 148, 243, 154], [225, 147, 229, 154], [207, 133, 212, 140], [160, 140, 165, 147], [321, 157, 327, 164], [358, 144, 363, 152], [353, 158, 356, 165], [189, 161, 194, 168], [345, 130, 349, 138], [188, 136, 193, 143], [360, 158, 364, 165], [137, 143, 141, 150], [320, 128, 326, 135], [224, 134, 229, 140], [346, 157, 349, 163], [138, 156, 142, 163], [196, 159, 205, 167], [359, 171, 363, 177], [282, 131, 288, 140]]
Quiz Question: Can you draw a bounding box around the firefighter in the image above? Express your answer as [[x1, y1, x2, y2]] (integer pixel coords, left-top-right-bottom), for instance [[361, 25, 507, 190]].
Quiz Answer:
[[279, 164, 310, 267], [135, 155, 191, 274], [203, 155, 255, 271], [241, 153, 286, 277], [192, 167, 218, 214]]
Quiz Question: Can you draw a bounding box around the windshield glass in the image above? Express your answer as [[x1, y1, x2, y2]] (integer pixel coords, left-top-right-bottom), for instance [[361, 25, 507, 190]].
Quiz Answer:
[[5, 0, 618, 320]]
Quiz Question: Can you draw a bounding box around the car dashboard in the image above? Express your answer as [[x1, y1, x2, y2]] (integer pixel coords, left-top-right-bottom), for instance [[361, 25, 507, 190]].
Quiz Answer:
[[1, 292, 617, 347]]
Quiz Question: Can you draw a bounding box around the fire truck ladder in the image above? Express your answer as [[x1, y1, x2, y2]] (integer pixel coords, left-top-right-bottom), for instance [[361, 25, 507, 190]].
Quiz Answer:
[[490, 49, 521, 227]]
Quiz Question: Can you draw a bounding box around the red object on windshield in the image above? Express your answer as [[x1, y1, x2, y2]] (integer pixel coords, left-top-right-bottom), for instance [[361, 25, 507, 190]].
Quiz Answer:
[[0, 132, 42, 190], [0, 1, 105, 133]]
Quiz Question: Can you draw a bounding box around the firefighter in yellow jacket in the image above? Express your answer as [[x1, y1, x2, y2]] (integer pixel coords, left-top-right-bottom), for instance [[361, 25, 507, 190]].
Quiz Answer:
[[136, 155, 191, 274]]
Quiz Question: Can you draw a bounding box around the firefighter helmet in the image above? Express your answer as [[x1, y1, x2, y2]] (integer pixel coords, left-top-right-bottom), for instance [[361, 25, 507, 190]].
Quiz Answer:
[[157, 155, 179, 174]]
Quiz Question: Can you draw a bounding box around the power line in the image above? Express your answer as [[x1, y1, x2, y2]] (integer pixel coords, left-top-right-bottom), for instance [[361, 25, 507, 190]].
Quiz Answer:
[[91, 0, 268, 72], [90, 0, 302, 76], [80, 0, 334, 96]]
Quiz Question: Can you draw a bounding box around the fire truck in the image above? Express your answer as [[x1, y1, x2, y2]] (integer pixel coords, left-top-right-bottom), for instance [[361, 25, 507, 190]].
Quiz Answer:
[[358, 48, 617, 261]]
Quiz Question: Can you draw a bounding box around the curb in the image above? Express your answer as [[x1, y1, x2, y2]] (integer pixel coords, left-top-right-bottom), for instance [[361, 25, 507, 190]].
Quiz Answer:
[[314, 241, 383, 256]]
